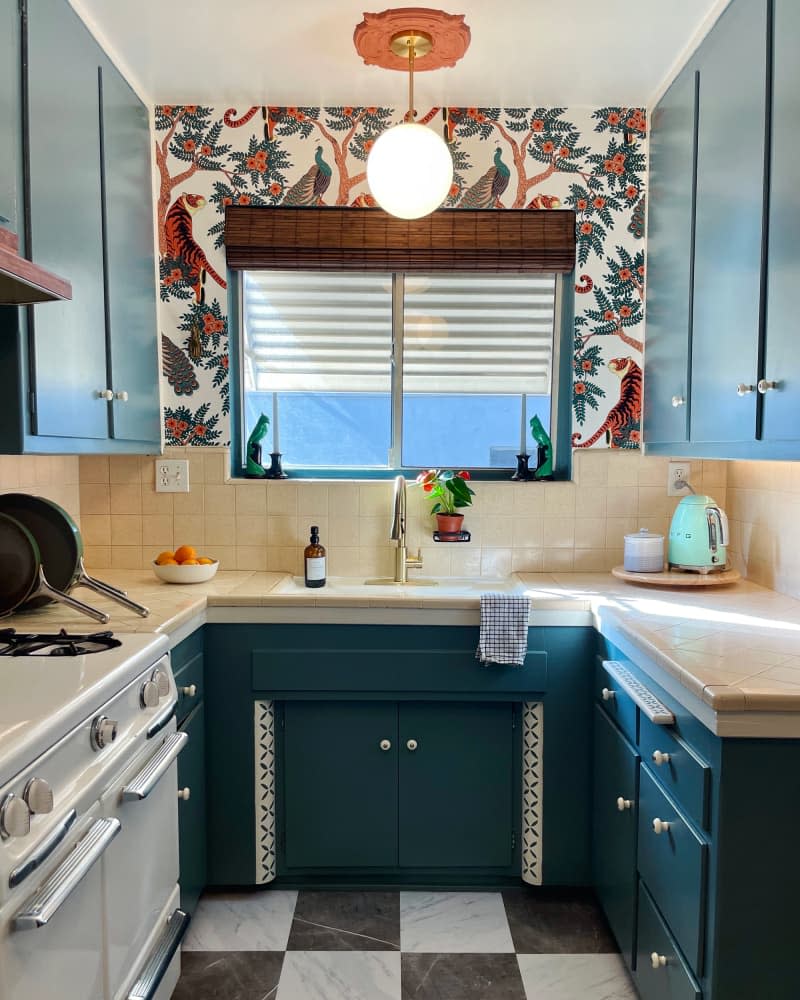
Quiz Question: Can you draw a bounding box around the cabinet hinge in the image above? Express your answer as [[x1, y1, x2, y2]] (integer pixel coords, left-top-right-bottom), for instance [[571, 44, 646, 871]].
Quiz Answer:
[[18, 0, 27, 16], [511, 831, 516, 851], [28, 390, 36, 417]]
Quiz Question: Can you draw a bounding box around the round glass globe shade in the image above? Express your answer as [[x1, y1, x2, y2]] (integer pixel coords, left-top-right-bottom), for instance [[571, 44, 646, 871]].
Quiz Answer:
[[366, 122, 454, 220]]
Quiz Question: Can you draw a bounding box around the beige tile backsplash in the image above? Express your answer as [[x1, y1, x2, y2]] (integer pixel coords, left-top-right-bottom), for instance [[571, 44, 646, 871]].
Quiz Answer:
[[0, 455, 81, 523], [71, 448, 728, 578]]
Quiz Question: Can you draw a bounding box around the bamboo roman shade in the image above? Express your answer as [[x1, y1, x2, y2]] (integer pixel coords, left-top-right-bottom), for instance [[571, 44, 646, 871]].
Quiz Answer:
[[225, 207, 576, 273]]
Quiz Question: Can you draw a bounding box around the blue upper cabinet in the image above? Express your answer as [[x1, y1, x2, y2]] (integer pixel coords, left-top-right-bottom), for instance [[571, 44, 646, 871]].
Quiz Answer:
[[0, 0, 20, 232], [26, 0, 109, 441], [99, 58, 161, 447], [761, 0, 800, 441], [690, 0, 767, 445], [643, 63, 698, 447]]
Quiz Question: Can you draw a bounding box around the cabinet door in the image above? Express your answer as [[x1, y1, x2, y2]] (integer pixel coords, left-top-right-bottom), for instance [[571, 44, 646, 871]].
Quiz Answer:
[[26, 0, 108, 439], [761, 0, 800, 442], [0, 0, 19, 231], [592, 705, 639, 964], [283, 701, 398, 868], [643, 65, 698, 446], [690, 0, 768, 444], [177, 702, 207, 917], [398, 702, 515, 869], [99, 58, 160, 446]]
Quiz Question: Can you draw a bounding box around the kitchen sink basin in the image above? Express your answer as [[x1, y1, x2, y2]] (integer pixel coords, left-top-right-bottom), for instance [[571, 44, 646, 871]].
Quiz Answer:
[[275, 576, 524, 596]]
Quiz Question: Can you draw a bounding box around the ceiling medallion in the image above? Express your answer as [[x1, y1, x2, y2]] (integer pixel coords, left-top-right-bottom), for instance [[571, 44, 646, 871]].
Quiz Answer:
[[354, 7, 471, 71]]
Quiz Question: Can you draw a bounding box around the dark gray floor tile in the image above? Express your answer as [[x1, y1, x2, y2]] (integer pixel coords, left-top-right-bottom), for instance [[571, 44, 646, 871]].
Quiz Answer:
[[172, 951, 284, 1000], [502, 889, 618, 954], [286, 890, 401, 951], [401, 953, 526, 1000]]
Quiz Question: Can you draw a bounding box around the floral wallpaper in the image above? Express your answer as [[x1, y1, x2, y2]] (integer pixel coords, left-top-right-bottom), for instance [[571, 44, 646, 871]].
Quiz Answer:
[[155, 104, 647, 449]]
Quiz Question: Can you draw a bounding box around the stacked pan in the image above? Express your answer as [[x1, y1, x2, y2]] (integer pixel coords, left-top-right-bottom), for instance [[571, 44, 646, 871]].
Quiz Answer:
[[0, 494, 149, 622]]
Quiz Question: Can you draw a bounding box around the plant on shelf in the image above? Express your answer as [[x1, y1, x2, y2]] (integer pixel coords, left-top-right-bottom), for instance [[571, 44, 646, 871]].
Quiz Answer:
[[414, 469, 475, 534]]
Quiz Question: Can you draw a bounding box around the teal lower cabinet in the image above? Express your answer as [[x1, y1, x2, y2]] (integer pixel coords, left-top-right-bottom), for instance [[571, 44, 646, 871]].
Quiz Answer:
[[635, 882, 701, 1000]]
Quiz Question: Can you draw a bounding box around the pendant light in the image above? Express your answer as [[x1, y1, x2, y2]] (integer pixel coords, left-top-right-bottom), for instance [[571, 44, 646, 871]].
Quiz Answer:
[[354, 9, 471, 220]]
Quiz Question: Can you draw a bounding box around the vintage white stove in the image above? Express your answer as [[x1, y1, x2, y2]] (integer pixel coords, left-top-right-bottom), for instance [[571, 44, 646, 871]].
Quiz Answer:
[[0, 628, 189, 1000]]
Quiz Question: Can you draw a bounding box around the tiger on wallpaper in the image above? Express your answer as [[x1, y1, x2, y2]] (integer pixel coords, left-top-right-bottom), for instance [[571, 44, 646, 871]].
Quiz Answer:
[[164, 193, 227, 302], [572, 356, 642, 449]]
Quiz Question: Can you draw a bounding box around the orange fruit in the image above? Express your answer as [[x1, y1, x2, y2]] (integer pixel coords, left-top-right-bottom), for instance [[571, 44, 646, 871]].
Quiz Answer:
[[197, 557, 214, 565], [155, 551, 176, 565], [181, 558, 200, 565], [159, 558, 178, 565], [174, 544, 197, 564]]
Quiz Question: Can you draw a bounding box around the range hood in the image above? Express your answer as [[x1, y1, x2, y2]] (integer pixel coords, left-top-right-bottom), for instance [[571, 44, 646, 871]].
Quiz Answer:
[[0, 226, 72, 304]]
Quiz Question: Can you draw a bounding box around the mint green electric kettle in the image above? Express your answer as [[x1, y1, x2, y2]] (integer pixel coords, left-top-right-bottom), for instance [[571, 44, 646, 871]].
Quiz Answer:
[[667, 494, 729, 572]]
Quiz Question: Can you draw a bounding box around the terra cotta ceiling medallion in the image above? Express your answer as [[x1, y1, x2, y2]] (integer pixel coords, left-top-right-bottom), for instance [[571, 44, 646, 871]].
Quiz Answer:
[[353, 7, 471, 72]]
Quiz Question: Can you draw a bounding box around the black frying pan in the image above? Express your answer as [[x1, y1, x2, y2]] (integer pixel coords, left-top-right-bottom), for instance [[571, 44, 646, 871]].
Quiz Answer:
[[0, 494, 150, 617], [0, 513, 109, 623]]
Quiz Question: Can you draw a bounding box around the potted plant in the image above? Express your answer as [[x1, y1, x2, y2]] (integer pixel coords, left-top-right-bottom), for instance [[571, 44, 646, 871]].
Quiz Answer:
[[414, 469, 475, 534]]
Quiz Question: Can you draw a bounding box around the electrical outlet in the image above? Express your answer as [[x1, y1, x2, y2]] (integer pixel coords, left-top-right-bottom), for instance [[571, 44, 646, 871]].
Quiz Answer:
[[667, 461, 689, 497], [155, 459, 190, 493]]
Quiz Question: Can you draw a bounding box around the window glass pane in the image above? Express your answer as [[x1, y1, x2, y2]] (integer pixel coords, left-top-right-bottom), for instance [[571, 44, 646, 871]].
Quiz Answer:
[[242, 271, 393, 467], [401, 274, 556, 469]]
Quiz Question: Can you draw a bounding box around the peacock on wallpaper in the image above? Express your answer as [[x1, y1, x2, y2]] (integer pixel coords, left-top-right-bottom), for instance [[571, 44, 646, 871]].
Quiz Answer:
[[155, 104, 646, 450]]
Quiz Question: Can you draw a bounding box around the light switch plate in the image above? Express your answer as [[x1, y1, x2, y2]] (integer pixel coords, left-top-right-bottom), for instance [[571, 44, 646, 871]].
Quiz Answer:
[[155, 459, 190, 493]]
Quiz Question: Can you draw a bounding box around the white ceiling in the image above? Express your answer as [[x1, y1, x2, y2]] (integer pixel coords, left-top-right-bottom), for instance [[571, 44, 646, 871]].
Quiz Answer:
[[72, 0, 725, 109]]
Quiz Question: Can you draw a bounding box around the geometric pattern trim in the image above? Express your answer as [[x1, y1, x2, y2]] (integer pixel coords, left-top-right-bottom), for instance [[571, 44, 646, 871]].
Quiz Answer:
[[602, 660, 675, 725], [254, 699, 277, 884], [521, 701, 543, 886]]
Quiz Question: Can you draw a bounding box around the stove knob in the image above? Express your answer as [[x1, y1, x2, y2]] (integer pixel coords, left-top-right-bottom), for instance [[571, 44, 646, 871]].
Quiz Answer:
[[140, 679, 159, 709], [152, 666, 171, 698], [23, 777, 54, 815], [90, 715, 118, 751], [0, 794, 31, 838]]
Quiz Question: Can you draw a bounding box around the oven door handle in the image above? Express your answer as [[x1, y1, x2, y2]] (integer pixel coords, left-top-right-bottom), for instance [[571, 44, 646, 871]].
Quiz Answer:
[[13, 817, 121, 930], [127, 907, 190, 1000], [9, 808, 78, 889], [121, 732, 188, 802]]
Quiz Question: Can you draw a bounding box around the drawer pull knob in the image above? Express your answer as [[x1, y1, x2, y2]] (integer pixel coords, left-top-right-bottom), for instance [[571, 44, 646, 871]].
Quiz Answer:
[[601, 687, 615, 702], [616, 797, 632, 812], [177, 788, 191, 801], [180, 684, 197, 697], [652, 817, 671, 835], [379, 739, 391, 751], [406, 739, 418, 751], [651, 952, 667, 969], [652, 750, 671, 766]]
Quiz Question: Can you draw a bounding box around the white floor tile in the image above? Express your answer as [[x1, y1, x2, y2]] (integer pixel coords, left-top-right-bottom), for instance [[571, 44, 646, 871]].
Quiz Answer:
[[276, 951, 401, 1000], [400, 891, 515, 953], [517, 954, 636, 1000], [183, 890, 298, 951]]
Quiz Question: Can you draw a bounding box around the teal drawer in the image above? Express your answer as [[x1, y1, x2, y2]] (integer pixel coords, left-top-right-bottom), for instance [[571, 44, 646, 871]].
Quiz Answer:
[[252, 648, 547, 695], [174, 651, 204, 725], [595, 659, 637, 743], [639, 714, 710, 832], [638, 766, 707, 974], [634, 882, 701, 1000]]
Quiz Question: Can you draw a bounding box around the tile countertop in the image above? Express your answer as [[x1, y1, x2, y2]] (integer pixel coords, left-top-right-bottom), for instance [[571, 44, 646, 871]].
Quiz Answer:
[[4, 570, 800, 736]]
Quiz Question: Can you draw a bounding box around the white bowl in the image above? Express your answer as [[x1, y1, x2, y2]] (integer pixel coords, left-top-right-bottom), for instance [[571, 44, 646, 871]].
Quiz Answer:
[[152, 560, 219, 584]]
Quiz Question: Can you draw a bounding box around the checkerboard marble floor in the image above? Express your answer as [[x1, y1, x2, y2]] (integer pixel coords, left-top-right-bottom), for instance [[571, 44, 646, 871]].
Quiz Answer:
[[174, 888, 637, 999]]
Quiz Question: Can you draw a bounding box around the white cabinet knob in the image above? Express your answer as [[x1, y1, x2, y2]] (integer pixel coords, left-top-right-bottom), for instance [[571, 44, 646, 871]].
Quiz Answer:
[[181, 684, 197, 697], [379, 739, 391, 751], [671, 395, 685, 408], [97, 389, 114, 401], [406, 739, 418, 751], [114, 390, 129, 402], [177, 788, 191, 801], [652, 817, 671, 835], [601, 687, 615, 702], [616, 796, 632, 812], [758, 379, 779, 394], [651, 952, 667, 969], [652, 750, 671, 766], [737, 383, 755, 396]]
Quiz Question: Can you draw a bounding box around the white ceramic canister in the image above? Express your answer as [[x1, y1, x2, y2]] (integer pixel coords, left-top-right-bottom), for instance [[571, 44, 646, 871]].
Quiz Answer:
[[623, 529, 665, 573]]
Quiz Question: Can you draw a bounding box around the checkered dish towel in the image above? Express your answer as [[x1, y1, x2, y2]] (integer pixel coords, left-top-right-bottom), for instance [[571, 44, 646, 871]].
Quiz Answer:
[[476, 592, 531, 666]]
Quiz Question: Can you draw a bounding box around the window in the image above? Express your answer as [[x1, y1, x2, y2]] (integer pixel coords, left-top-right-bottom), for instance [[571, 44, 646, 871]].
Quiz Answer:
[[241, 269, 561, 473]]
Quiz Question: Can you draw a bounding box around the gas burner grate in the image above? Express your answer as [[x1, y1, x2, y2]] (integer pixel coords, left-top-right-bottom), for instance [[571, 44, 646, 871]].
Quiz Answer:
[[0, 628, 122, 656]]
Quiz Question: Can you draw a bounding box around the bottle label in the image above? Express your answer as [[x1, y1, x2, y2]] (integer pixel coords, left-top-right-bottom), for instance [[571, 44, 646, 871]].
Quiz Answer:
[[306, 556, 326, 581]]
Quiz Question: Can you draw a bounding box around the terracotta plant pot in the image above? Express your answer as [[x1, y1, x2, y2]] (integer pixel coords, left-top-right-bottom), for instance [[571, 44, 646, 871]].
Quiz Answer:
[[436, 513, 464, 534]]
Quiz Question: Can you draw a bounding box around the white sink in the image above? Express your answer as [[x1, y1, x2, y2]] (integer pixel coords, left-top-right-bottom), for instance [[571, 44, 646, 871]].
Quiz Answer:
[[274, 576, 524, 597]]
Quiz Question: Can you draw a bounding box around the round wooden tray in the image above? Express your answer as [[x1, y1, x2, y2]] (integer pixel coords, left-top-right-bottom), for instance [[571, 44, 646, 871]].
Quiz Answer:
[[611, 565, 741, 587]]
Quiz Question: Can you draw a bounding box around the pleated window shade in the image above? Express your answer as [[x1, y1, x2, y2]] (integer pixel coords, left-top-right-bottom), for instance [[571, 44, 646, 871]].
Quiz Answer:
[[225, 207, 576, 273]]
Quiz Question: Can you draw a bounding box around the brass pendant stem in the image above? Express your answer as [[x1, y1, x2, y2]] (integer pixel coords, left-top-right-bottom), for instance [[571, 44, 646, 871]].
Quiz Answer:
[[407, 41, 415, 122]]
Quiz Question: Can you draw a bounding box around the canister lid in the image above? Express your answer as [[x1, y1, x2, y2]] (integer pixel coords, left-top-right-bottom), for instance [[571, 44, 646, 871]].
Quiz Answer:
[[624, 528, 664, 541]]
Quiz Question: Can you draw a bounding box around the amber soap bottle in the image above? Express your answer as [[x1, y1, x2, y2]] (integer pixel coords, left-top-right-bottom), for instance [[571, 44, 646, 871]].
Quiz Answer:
[[304, 525, 326, 588]]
